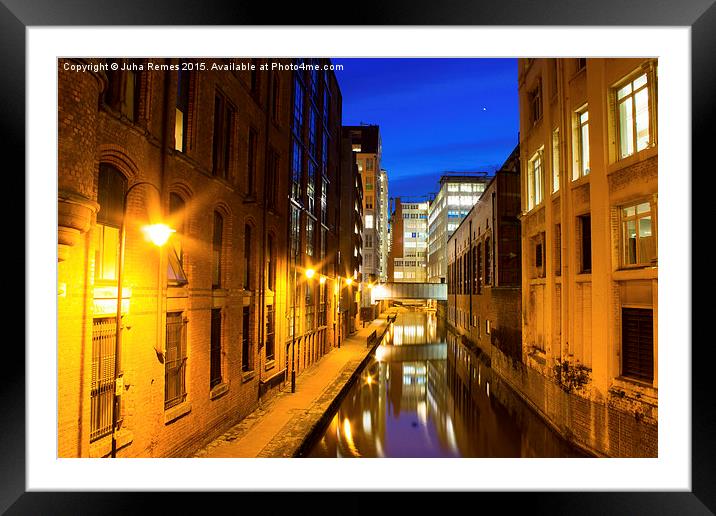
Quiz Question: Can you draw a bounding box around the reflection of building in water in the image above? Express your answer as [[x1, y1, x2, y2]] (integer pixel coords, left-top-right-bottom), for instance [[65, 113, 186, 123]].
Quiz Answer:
[[391, 311, 443, 345]]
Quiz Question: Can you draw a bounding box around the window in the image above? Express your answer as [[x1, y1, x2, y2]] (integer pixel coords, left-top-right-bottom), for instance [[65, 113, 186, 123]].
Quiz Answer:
[[574, 108, 590, 180], [90, 317, 117, 442], [164, 312, 187, 409], [212, 212, 223, 288], [365, 215, 374, 229], [271, 74, 281, 125], [210, 309, 222, 388], [306, 218, 315, 256], [104, 60, 141, 123], [175, 69, 190, 151], [366, 196, 374, 210], [527, 150, 543, 209], [621, 308, 654, 383], [267, 234, 275, 291], [266, 304, 275, 361], [475, 244, 482, 294], [212, 92, 235, 180], [366, 158, 374, 171], [244, 224, 252, 290], [579, 214, 592, 273], [321, 178, 328, 225], [242, 306, 252, 372], [533, 232, 546, 278], [484, 237, 491, 285], [621, 200, 657, 267], [247, 128, 257, 196], [293, 77, 304, 136], [528, 80, 542, 125], [291, 139, 302, 200], [266, 148, 278, 210], [290, 205, 300, 258], [95, 164, 127, 281], [616, 72, 651, 159], [305, 283, 314, 331], [307, 160, 316, 213], [554, 224, 562, 276], [167, 193, 188, 286], [552, 128, 560, 193]]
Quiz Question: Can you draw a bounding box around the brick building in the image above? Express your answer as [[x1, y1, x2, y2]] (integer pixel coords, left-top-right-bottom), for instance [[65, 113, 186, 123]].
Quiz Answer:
[[57, 57, 343, 457], [446, 145, 522, 361], [516, 58, 658, 457]]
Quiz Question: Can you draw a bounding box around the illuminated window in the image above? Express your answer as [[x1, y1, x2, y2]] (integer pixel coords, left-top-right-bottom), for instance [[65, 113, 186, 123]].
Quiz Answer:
[[574, 107, 590, 180], [175, 69, 190, 151], [365, 215, 374, 229], [552, 128, 560, 193], [621, 200, 657, 267], [306, 218, 314, 256], [94, 164, 127, 281], [266, 304, 275, 361], [527, 150, 544, 210], [164, 312, 187, 409], [617, 72, 652, 159]]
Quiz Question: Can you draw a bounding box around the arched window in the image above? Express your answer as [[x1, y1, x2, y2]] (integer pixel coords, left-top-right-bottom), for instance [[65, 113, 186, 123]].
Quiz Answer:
[[94, 164, 127, 281], [167, 193, 188, 286]]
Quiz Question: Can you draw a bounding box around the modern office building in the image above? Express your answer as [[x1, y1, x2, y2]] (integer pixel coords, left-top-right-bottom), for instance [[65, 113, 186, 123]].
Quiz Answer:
[[57, 57, 343, 458], [389, 198, 430, 283], [516, 57, 658, 457], [427, 173, 491, 283]]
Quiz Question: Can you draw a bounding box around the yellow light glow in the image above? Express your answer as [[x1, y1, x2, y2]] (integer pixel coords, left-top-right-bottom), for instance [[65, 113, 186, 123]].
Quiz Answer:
[[365, 374, 373, 385], [319, 275, 327, 284], [142, 224, 175, 246], [367, 283, 373, 290], [345, 277, 353, 285], [305, 268, 315, 279]]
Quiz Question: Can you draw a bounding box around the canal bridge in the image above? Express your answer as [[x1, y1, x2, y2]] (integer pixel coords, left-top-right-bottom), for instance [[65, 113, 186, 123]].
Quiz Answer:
[[371, 282, 447, 301]]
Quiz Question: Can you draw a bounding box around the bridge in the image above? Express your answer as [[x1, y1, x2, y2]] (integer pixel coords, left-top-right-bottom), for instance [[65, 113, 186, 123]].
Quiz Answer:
[[375, 342, 447, 362], [371, 282, 447, 301]]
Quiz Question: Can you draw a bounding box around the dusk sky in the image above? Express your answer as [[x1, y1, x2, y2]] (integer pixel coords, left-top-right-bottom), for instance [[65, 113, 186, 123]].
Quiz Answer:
[[333, 58, 519, 200]]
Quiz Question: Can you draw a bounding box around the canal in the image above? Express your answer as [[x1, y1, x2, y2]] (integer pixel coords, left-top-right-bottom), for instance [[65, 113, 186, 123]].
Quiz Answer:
[[306, 308, 586, 458]]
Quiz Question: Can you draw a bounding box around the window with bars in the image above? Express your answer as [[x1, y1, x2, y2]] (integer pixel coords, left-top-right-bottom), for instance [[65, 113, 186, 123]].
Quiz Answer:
[[210, 309, 222, 388], [164, 312, 187, 409], [90, 317, 117, 442], [621, 308, 654, 383]]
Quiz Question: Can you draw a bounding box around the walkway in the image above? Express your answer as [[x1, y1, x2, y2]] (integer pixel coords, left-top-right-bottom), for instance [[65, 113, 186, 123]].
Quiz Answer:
[[192, 311, 395, 458]]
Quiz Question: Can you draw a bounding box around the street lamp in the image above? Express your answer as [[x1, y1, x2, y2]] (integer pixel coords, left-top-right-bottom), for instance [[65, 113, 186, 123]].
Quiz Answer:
[[111, 181, 172, 458]]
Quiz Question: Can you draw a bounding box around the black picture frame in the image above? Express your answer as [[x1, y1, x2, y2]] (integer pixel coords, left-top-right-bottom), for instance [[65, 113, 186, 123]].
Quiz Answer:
[[7, 0, 712, 512]]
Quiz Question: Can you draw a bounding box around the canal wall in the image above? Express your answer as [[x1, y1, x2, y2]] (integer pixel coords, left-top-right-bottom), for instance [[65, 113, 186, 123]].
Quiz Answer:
[[448, 323, 657, 458]]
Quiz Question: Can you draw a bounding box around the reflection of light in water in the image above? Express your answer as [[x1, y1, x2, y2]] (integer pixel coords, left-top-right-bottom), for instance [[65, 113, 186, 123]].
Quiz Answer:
[[417, 401, 427, 425], [446, 416, 458, 453], [363, 410, 372, 435], [375, 437, 385, 458], [487, 381, 490, 398], [365, 374, 373, 385], [342, 418, 361, 457], [375, 345, 386, 362]]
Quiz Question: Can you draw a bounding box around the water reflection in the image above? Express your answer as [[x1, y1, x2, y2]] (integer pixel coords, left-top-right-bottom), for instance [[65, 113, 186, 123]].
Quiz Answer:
[[307, 310, 584, 458]]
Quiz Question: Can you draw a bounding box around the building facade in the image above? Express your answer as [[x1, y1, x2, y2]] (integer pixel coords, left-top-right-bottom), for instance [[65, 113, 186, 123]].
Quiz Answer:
[[517, 57, 658, 456], [446, 146, 522, 362], [57, 57, 343, 458], [427, 174, 491, 283], [378, 168, 390, 283], [343, 125, 383, 296], [388, 198, 430, 283], [338, 134, 363, 336]]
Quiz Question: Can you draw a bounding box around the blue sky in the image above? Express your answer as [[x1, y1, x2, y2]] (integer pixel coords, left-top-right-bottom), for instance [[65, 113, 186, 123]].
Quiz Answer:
[[333, 58, 519, 199]]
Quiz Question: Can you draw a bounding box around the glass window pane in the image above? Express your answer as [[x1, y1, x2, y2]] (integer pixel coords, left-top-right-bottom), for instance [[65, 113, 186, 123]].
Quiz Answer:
[[581, 122, 590, 175], [639, 216, 652, 237], [624, 219, 637, 265], [623, 206, 635, 217], [635, 88, 650, 151], [633, 73, 647, 90], [102, 225, 119, 280], [636, 202, 650, 214], [580, 111, 589, 124], [619, 97, 634, 158], [617, 83, 632, 100]]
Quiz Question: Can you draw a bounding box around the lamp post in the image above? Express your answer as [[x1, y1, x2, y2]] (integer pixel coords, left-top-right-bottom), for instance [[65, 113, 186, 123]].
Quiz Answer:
[[111, 181, 173, 458]]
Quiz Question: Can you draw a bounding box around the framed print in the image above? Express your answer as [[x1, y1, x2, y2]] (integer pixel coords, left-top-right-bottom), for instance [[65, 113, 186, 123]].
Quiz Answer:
[[8, 0, 714, 512]]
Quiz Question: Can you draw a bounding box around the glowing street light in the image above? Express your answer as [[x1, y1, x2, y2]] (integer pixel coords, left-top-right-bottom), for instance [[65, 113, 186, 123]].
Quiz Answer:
[[305, 268, 316, 279], [319, 275, 327, 285], [112, 181, 172, 458]]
